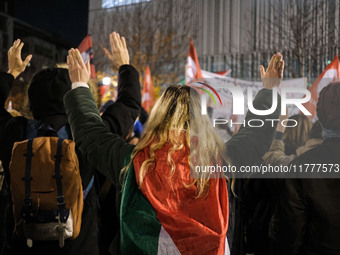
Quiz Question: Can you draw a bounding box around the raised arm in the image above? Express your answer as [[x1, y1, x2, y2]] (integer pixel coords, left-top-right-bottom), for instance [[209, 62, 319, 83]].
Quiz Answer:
[[101, 32, 141, 138], [226, 53, 284, 167], [64, 35, 136, 186], [0, 39, 32, 125], [263, 112, 296, 166]]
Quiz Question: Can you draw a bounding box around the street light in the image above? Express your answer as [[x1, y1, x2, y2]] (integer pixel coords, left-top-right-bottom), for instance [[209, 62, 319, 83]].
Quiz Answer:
[[103, 77, 111, 85]]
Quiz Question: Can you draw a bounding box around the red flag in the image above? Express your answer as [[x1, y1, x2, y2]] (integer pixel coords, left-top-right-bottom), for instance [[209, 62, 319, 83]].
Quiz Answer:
[[78, 35, 96, 79], [185, 38, 203, 83], [142, 66, 155, 113], [303, 55, 340, 119]]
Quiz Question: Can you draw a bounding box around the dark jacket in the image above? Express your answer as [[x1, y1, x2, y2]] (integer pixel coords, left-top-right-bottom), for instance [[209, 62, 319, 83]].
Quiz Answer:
[[0, 65, 141, 255], [226, 89, 281, 255], [64, 84, 280, 255], [270, 137, 340, 255]]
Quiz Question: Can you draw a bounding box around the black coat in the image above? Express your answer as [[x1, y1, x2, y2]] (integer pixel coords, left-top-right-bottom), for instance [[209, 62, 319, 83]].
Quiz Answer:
[[0, 65, 141, 255], [270, 137, 340, 255], [226, 89, 281, 255]]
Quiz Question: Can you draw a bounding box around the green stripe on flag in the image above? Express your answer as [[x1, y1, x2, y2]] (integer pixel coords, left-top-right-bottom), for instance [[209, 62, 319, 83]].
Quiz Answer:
[[120, 150, 162, 255]]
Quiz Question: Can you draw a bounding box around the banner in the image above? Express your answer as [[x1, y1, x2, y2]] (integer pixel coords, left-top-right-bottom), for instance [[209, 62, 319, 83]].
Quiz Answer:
[[206, 77, 307, 132]]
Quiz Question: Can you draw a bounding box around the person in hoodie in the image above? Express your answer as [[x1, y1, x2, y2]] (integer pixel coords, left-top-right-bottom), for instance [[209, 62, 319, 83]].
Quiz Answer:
[[0, 38, 141, 255], [270, 81, 340, 255], [64, 32, 284, 255]]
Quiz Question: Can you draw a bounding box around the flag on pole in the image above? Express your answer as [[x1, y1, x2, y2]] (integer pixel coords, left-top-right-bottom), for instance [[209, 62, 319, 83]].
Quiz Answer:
[[142, 66, 155, 113], [185, 38, 203, 83], [303, 55, 340, 119], [185, 39, 231, 83], [78, 34, 96, 79]]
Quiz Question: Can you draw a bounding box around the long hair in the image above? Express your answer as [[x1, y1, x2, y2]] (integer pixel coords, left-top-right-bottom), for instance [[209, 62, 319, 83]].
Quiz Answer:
[[122, 84, 230, 198], [283, 114, 312, 154]]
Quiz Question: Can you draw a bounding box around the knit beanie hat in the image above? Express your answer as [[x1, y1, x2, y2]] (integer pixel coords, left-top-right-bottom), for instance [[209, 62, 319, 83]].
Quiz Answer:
[[28, 68, 71, 119]]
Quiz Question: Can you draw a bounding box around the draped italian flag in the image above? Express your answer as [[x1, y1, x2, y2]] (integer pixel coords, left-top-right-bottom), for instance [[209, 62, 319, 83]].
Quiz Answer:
[[120, 145, 230, 255]]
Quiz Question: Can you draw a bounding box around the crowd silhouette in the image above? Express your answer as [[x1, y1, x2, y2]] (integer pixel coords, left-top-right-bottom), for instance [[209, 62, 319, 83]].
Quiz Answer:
[[0, 32, 339, 255]]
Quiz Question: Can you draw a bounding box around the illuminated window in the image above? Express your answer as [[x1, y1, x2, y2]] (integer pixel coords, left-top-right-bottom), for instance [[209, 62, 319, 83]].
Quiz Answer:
[[102, 0, 151, 8]]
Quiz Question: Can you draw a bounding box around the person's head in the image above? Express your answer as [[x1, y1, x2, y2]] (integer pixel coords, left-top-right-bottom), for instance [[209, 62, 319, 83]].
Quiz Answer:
[[124, 84, 228, 197], [317, 82, 340, 131], [283, 114, 312, 154], [28, 68, 71, 120]]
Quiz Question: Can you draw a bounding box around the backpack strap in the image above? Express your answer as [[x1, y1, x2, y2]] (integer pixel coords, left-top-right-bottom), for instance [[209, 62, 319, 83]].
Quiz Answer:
[[22, 139, 34, 247], [83, 176, 94, 200], [53, 138, 67, 223], [53, 138, 67, 248], [22, 139, 34, 221], [57, 125, 71, 140]]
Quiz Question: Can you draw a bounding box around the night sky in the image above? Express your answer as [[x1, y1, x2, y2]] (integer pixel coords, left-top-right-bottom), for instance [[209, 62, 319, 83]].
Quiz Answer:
[[14, 0, 89, 46]]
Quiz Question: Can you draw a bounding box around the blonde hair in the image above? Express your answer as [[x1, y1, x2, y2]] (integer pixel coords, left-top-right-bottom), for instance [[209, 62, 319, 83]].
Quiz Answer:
[[122, 84, 231, 198]]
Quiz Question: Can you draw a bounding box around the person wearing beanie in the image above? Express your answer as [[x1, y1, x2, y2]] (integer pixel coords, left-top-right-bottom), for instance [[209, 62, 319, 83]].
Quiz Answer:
[[0, 39, 141, 255], [270, 82, 340, 255]]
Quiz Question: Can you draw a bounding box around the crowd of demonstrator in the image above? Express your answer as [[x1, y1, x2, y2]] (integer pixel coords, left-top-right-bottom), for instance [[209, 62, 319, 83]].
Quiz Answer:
[[0, 32, 340, 255]]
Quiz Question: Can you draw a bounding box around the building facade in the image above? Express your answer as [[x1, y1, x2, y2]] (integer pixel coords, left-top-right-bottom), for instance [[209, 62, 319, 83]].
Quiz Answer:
[[0, 8, 71, 81], [89, 0, 340, 80]]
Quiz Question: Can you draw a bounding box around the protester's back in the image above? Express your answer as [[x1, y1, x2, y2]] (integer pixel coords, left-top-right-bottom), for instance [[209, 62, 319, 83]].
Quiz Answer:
[[270, 82, 340, 255], [0, 66, 100, 255]]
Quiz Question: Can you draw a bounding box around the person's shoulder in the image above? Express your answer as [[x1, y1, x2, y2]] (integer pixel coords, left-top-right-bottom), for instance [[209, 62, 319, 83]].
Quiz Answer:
[[0, 72, 14, 81], [291, 138, 340, 165], [5, 116, 27, 127], [2, 116, 27, 135], [0, 116, 27, 150], [118, 64, 139, 75]]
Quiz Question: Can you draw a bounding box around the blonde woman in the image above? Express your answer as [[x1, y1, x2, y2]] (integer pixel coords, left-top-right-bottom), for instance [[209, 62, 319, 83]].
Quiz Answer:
[[64, 32, 283, 255]]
